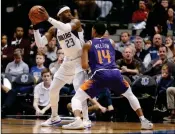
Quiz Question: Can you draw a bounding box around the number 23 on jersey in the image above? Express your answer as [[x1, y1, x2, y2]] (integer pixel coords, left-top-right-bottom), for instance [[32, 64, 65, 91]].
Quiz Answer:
[[97, 50, 111, 64]]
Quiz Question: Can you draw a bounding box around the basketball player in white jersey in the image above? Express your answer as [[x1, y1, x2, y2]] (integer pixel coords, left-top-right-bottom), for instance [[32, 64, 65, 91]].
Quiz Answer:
[[29, 5, 94, 127]]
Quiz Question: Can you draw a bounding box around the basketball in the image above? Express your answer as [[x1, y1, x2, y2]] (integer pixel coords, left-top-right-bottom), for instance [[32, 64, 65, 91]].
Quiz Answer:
[[28, 5, 45, 24]]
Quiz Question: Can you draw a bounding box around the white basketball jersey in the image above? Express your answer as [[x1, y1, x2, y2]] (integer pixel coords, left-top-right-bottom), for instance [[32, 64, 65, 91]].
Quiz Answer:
[[56, 29, 85, 59]]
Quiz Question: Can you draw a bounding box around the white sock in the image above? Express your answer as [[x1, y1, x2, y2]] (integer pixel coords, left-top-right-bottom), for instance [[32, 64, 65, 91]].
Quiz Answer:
[[82, 100, 89, 121], [76, 117, 81, 120], [139, 116, 145, 121]]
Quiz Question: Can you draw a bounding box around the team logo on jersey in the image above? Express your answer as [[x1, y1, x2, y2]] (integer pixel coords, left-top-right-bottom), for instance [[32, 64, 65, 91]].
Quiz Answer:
[[21, 74, 29, 83], [141, 77, 149, 86], [58, 32, 71, 41]]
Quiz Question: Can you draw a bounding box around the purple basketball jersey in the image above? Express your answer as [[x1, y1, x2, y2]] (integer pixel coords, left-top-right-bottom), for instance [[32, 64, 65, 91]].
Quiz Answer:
[[88, 38, 117, 73]]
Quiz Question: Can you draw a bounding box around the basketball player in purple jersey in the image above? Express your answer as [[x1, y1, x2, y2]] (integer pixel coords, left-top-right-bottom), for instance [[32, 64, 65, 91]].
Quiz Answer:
[[62, 23, 153, 130]]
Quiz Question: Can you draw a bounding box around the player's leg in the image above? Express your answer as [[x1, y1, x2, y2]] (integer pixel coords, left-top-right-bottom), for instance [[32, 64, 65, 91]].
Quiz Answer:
[[73, 71, 91, 127], [41, 78, 66, 127], [121, 86, 153, 129], [62, 88, 90, 129], [62, 79, 100, 129]]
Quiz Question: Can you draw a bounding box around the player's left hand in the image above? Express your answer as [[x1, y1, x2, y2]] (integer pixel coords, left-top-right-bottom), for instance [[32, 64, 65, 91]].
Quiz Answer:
[[37, 7, 49, 21]]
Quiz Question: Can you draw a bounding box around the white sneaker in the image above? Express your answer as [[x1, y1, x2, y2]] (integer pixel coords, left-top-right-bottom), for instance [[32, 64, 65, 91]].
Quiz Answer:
[[141, 119, 153, 130], [41, 116, 61, 127], [62, 119, 84, 130], [83, 120, 92, 128]]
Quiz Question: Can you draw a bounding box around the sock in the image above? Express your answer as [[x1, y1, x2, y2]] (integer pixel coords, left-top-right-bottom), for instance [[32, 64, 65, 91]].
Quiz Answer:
[[76, 116, 81, 120], [82, 100, 89, 121], [139, 116, 145, 121]]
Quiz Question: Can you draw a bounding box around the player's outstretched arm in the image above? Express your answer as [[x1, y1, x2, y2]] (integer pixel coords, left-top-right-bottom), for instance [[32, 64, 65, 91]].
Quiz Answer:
[[38, 7, 80, 32], [81, 42, 91, 69], [33, 26, 55, 48]]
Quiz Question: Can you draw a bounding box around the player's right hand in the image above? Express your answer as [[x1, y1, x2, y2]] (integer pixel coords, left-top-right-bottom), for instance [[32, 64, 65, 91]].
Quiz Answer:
[[37, 7, 49, 21]]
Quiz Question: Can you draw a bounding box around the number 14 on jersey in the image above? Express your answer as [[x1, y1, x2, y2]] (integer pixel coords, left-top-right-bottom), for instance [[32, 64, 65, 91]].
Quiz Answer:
[[97, 50, 111, 64]]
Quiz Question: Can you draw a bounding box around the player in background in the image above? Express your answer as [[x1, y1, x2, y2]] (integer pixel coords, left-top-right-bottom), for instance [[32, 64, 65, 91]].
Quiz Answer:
[[62, 23, 153, 130], [29, 5, 97, 127]]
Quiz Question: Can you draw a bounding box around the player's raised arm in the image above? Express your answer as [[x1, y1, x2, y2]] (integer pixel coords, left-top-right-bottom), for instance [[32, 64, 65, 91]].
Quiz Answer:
[[29, 6, 56, 48], [38, 6, 81, 32], [81, 41, 92, 70], [32, 26, 55, 48]]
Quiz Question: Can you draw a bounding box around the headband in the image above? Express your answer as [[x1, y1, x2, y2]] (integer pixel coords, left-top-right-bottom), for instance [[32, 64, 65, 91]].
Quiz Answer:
[[57, 6, 70, 16]]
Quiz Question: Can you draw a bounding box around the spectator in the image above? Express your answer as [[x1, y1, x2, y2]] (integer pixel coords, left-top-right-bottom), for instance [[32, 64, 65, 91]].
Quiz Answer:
[[30, 52, 45, 83], [163, 87, 175, 121], [49, 48, 64, 74], [134, 36, 149, 62], [28, 25, 38, 68], [1, 34, 14, 72], [144, 40, 152, 50], [144, 46, 175, 76], [144, 34, 163, 68], [95, 0, 113, 20], [37, 47, 50, 68], [116, 46, 144, 81], [1, 75, 17, 118], [132, 0, 148, 23], [5, 48, 29, 81], [154, 65, 174, 112], [165, 36, 175, 59], [146, 0, 168, 37], [115, 32, 135, 53], [67, 89, 114, 120], [74, 0, 101, 20], [11, 26, 31, 64], [46, 37, 58, 62], [167, 8, 175, 31], [33, 68, 52, 116]]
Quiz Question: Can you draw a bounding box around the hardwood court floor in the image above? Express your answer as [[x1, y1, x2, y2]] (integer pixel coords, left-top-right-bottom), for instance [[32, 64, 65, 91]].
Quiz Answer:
[[2, 118, 175, 133]]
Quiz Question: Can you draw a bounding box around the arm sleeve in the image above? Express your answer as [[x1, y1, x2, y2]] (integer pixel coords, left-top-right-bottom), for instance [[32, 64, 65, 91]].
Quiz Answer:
[[5, 63, 10, 73], [23, 64, 29, 73], [34, 30, 48, 48], [48, 17, 72, 32], [143, 53, 151, 68], [34, 85, 40, 99], [3, 78, 12, 90]]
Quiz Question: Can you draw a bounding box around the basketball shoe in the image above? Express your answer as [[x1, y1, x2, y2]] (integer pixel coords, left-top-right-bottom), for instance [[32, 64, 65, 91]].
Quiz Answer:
[[83, 120, 92, 128], [41, 116, 61, 127], [141, 119, 153, 129], [62, 118, 84, 130]]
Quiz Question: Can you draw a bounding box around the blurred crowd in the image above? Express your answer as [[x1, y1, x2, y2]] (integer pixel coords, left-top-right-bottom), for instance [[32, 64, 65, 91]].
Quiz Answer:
[[1, 0, 175, 121]]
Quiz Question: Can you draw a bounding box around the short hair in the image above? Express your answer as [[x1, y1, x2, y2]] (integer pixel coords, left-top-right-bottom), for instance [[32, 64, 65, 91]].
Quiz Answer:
[[162, 64, 169, 70], [16, 26, 23, 31], [93, 23, 106, 35], [121, 32, 130, 37], [135, 36, 143, 42], [123, 46, 136, 55], [162, 64, 172, 75], [144, 40, 151, 44], [36, 52, 45, 58], [159, 45, 168, 52], [161, 0, 168, 2], [14, 48, 23, 57], [1, 34, 7, 38], [41, 68, 52, 76]]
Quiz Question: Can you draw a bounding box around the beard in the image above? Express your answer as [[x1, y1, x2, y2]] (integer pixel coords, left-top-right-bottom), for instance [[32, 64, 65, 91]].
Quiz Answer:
[[47, 47, 55, 52]]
